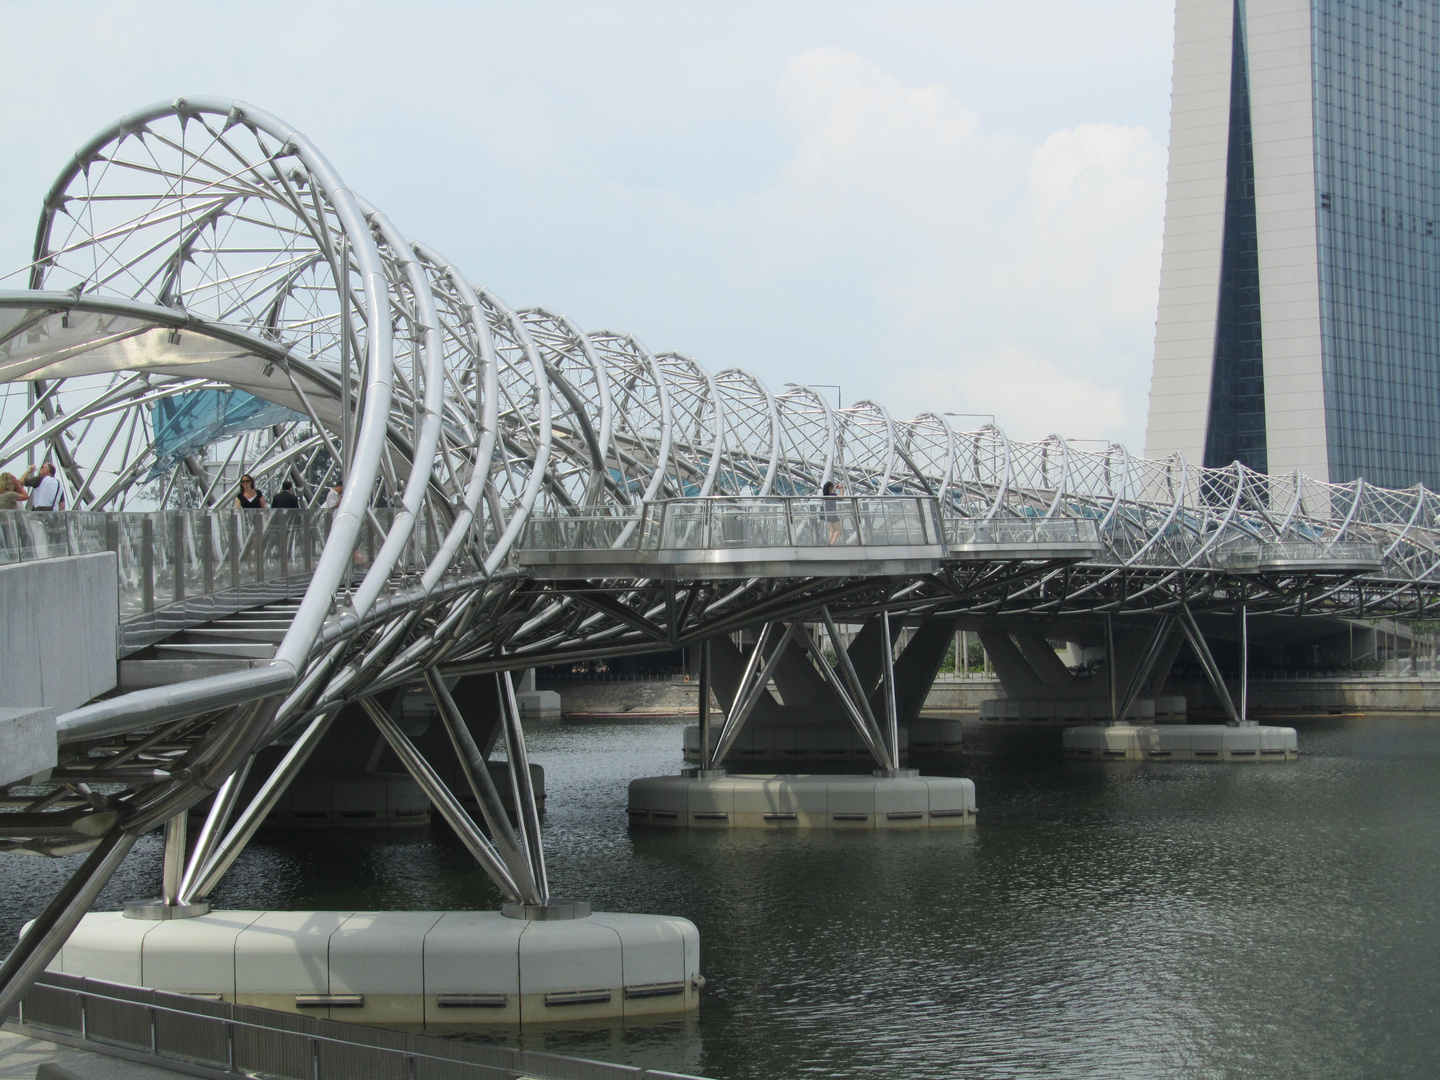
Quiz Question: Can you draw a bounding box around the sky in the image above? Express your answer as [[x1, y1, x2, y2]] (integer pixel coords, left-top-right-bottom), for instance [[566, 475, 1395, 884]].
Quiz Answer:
[[0, 1, 1176, 449]]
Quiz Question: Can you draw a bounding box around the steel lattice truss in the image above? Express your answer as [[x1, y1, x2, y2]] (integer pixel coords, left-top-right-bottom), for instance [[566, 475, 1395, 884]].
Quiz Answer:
[[4, 101, 1440, 1004]]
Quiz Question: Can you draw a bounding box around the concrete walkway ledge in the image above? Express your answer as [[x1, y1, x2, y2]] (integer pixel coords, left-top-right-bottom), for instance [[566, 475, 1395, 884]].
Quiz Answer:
[[628, 773, 976, 829], [38, 909, 700, 1026], [1062, 724, 1298, 761]]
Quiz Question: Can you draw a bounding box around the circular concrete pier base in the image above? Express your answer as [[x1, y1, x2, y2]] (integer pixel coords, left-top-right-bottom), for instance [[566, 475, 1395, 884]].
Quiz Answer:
[[43, 908, 699, 1025], [1062, 723, 1297, 761], [628, 772, 976, 829]]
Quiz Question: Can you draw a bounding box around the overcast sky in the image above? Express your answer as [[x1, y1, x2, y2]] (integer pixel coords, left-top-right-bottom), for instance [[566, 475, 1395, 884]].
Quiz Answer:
[[0, 1, 1176, 449]]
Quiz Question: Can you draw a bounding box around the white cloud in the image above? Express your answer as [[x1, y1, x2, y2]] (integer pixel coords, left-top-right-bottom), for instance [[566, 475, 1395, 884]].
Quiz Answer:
[[724, 47, 1167, 445], [0, 6, 1173, 452]]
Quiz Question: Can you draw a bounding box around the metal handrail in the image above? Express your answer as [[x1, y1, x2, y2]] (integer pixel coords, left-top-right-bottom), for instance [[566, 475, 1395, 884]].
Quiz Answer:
[[0, 508, 460, 624], [11, 973, 709, 1080], [521, 495, 944, 552], [943, 516, 1101, 546]]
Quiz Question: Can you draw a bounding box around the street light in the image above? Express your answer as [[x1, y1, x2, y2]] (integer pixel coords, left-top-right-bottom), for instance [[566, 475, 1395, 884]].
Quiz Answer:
[[784, 383, 842, 409]]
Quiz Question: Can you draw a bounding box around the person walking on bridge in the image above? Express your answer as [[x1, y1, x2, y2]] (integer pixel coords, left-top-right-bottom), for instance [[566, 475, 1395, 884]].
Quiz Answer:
[[22, 463, 64, 511], [823, 480, 843, 544], [0, 473, 28, 509], [235, 474, 265, 509], [271, 480, 300, 508]]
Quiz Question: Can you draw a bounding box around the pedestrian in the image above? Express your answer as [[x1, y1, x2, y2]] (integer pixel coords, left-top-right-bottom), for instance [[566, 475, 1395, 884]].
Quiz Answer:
[[823, 480, 843, 543], [235, 474, 265, 509], [0, 472, 28, 510], [271, 480, 300, 509], [322, 481, 343, 510], [22, 463, 64, 511]]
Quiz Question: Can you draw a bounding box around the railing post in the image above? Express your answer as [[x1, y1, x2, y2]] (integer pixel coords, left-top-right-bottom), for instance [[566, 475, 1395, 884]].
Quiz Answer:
[[141, 516, 155, 613], [255, 514, 265, 582], [229, 513, 241, 589], [698, 640, 712, 769], [202, 514, 214, 595], [173, 513, 185, 604]]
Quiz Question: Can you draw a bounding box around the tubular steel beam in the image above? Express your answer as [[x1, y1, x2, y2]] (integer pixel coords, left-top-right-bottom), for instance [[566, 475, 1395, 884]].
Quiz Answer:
[[424, 669, 540, 904], [361, 697, 523, 903], [497, 672, 548, 901], [1178, 606, 1243, 726], [0, 828, 137, 1022]]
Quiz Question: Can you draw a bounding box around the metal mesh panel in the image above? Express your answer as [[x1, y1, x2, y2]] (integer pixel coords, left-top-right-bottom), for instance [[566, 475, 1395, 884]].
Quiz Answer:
[[413, 1058, 512, 1080], [519, 1051, 644, 1080], [315, 1018, 413, 1051], [316, 1040, 409, 1080], [426, 1038, 521, 1070], [82, 994, 152, 1049], [152, 992, 232, 1067], [19, 982, 82, 1032], [233, 1022, 315, 1080]]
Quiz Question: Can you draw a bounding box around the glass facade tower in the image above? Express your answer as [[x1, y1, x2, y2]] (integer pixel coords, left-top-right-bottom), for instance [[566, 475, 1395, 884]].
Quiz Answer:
[[1314, 2, 1440, 488], [1147, 0, 1440, 490]]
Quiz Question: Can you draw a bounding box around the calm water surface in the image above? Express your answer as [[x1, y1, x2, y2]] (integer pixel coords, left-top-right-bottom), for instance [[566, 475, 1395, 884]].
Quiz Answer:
[[5, 713, 1438, 1079]]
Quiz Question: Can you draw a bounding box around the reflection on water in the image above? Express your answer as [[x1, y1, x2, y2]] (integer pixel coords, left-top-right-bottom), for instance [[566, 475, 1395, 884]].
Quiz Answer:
[[4, 712, 1439, 1079]]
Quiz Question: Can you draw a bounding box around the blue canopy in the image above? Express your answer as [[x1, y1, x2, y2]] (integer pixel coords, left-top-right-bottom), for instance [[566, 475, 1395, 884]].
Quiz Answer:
[[148, 388, 306, 479]]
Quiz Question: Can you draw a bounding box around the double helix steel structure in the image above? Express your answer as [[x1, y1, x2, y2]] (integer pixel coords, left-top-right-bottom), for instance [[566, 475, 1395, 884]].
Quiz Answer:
[[3, 97, 1440, 1012]]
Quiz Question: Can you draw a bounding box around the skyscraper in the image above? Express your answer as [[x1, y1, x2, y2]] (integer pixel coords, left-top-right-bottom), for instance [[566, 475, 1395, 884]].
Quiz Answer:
[[1145, 0, 1440, 489]]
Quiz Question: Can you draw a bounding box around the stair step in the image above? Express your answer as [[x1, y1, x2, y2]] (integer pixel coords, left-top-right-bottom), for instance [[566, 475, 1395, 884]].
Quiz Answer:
[[154, 642, 276, 659]]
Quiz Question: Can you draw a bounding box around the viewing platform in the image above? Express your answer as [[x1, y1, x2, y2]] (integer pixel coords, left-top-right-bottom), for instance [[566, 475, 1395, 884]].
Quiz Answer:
[[1216, 540, 1384, 575]]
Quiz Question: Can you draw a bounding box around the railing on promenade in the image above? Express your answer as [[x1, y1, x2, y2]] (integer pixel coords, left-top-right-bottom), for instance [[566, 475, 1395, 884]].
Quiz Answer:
[[523, 495, 944, 554], [9, 973, 708, 1080], [1214, 539, 1385, 573], [943, 516, 1102, 550], [0, 508, 451, 653]]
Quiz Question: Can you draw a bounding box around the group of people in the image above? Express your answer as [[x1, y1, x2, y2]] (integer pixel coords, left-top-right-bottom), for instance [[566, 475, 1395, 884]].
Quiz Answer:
[[234, 475, 343, 510], [0, 463, 67, 511], [0, 465, 347, 513]]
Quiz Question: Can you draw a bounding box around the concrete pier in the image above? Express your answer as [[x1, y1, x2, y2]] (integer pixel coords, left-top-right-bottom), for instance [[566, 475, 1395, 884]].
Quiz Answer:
[[40, 909, 700, 1026], [1062, 724, 1298, 761], [628, 773, 976, 829]]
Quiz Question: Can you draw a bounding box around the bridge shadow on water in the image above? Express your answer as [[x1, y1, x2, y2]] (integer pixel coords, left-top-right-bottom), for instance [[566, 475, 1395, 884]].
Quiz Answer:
[[5, 711, 1438, 1080]]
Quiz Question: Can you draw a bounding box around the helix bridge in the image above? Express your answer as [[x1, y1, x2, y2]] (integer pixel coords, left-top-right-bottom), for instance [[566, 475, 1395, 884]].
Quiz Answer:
[[2, 97, 1440, 1017]]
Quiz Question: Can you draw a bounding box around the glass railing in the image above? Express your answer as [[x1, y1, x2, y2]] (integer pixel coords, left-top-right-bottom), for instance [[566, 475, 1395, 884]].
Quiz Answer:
[[522, 496, 945, 552], [0, 509, 342, 621], [1217, 539, 1385, 570], [944, 517, 1102, 547]]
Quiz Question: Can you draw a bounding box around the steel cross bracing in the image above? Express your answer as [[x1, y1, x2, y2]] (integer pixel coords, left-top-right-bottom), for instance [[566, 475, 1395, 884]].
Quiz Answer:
[[3, 96, 1440, 1011]]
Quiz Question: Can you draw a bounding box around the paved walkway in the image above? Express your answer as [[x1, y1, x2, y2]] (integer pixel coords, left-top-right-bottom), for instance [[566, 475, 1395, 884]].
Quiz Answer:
[[0, 1029, 190, 1080]]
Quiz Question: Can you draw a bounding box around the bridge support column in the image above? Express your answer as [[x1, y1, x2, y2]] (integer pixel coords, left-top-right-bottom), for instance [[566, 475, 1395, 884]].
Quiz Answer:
[[1177, 606, 1243, 726]]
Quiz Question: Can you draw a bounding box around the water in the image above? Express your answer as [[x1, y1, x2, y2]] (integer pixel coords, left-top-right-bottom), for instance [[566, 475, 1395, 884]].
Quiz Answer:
[[5, 714, 1439, 1079]]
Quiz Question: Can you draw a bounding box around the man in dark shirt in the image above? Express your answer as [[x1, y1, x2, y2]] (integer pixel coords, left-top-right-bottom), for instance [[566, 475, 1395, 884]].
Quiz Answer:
[[271, 481, 301, 508]]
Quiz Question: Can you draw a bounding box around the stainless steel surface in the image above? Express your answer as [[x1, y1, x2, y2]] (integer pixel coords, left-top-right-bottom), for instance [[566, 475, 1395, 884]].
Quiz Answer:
[[120, 898, 211, 920], [425, 669, 540, 904], [499, 671, 550, 901], [159, 813, 186, 906], [500, 898, 593, 921], [0, 829, 136, 1022]]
